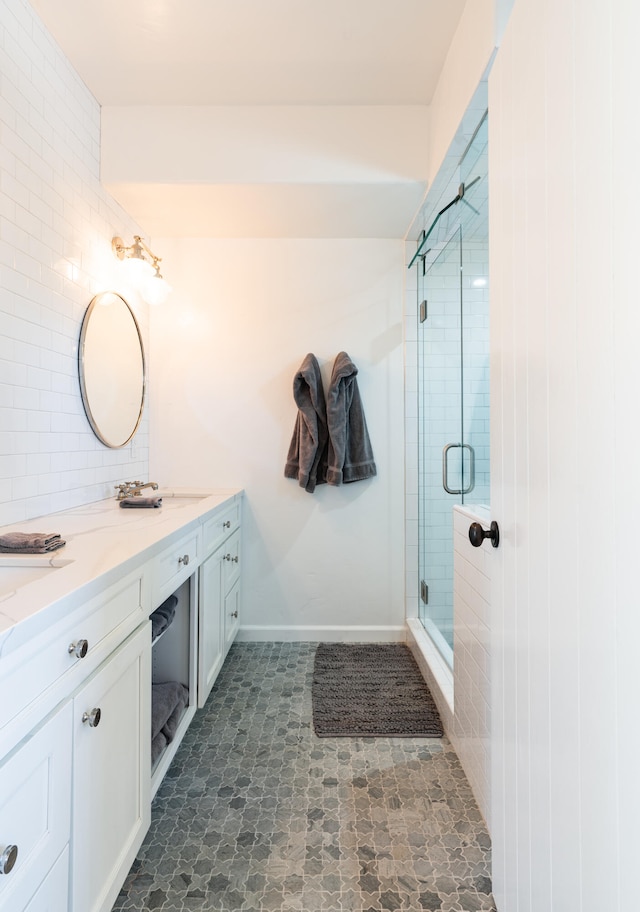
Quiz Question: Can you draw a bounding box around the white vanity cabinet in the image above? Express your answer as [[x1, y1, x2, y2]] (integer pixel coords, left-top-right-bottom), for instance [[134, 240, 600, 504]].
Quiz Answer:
[[71, 623, 150, 912], [0, 487, 243, 912]]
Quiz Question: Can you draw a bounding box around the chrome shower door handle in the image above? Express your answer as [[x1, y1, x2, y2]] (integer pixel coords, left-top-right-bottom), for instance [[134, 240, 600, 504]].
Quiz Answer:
[[442, 443, 475, 495]]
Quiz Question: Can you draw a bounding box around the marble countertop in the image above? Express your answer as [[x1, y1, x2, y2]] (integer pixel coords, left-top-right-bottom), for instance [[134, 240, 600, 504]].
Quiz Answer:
[[0, 487, 242, 659]]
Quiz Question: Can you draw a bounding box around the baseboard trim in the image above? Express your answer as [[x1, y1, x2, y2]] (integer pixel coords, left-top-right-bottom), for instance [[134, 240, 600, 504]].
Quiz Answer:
[[237, 625, 406, 643]]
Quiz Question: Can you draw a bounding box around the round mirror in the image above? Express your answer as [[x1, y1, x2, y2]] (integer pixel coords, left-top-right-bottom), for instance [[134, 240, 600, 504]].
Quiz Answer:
[[78, 291, 146, 448]]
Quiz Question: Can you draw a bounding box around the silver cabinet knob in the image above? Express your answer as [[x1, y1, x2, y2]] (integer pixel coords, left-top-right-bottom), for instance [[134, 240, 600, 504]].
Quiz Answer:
[[232, 555, 238, 563], [0, 845, 18, 875], [178, 554, 190, 566], [223, 520, 231, 529], [82, 707, 101, 727], [230, 610, 238, 619], [68, 639, 89, 659], [223, 553, 231, 561]]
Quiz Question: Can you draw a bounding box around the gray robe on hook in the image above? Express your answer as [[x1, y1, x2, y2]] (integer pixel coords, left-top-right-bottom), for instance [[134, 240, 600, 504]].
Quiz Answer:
[[326, 351, 377, 485], [284, 353, 328, 493]]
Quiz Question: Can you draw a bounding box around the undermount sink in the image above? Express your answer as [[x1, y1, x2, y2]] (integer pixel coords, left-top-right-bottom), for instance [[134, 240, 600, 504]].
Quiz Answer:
[[0, 557, 74, 601], [156, 492, 210, 507]]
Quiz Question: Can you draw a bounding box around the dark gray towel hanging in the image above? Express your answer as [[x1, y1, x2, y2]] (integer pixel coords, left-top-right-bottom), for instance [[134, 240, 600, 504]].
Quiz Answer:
[[284, 353, 328, 493], [326, 352, 376, 485]]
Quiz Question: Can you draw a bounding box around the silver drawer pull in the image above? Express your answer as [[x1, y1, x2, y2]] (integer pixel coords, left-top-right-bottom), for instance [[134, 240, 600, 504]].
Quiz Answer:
[[223, 553, 231, 561], [68, 639, 89, 659], [231, 555, 238, 563], [223, 520, 231, 529], [82, 707, 101, 728], [178, 554, 190, 566], [230, 610, 238, 619], [0, 845, 18, 875]]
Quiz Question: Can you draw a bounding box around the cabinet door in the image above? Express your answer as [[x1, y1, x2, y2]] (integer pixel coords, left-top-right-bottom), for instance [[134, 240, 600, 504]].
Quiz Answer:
[[0, 703, 71, 912], [197, 550, 224, 708], [72, 623, 150, 912], [23, 848, 69, 912], [223, 577, 241, 656]]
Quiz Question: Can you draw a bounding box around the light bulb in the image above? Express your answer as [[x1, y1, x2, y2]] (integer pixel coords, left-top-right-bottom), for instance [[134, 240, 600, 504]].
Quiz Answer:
[[122, 255, 154, 282], [143, 275, 172, 306]]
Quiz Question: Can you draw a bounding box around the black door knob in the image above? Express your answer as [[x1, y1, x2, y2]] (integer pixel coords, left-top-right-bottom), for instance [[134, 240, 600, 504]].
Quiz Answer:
[[468, 521, 500, 549]]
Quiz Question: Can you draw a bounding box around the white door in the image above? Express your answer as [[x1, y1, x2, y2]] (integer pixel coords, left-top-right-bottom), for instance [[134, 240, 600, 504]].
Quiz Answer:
[[223, 577, 241, 655], [0, 704, 72, 912], [197, 550, 224, 708], [72, 623, 150, 912], [23, 848, 69, 912]]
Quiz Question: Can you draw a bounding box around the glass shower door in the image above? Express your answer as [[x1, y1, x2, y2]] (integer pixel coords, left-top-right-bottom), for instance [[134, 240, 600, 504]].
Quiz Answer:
[[415, 112, 489, 668], [417, 228, 464, 660]]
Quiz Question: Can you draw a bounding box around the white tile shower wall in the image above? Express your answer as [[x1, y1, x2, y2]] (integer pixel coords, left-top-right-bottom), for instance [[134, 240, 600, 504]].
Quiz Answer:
[[452, 504, 492, 827], [462, 240, 490, 507], [0, 0, 149, 526]]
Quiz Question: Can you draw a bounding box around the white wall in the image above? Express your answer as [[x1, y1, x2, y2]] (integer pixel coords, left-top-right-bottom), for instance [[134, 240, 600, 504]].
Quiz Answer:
[[0, 0, 149, 527], [490, 0, 640, 909], [149, 238, 406, 639], [426, 0, 496, 191], [101, 106, 430, 239]]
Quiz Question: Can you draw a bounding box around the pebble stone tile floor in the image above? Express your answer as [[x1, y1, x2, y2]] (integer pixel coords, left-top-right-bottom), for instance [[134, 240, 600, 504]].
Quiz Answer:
[[111, 642, 496, 912]]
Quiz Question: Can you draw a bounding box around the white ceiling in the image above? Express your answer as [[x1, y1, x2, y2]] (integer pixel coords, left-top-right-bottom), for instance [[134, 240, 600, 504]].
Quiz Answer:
[[29, 0, 468, 238], [31, 0, 466, 106]]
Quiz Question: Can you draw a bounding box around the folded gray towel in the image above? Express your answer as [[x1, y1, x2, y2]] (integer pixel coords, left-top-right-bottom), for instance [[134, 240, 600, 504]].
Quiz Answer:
[[151, 731, 168, 766], [0, 532, 66, 553], [151, 681, 189, 741], [151, 614, 168, 641], [119, 496, 163, 508], [150, 594, 178, 641]]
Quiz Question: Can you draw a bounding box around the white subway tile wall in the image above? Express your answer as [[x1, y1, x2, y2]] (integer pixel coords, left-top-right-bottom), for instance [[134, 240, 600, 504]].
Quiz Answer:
[[0, 0, 149, 526]]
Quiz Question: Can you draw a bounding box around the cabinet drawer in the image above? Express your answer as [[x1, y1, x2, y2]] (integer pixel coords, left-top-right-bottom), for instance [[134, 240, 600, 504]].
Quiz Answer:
[[0, 703, 72, 912], [221, 529, 241, 593], [202, 501, 240, 555], [153, 529, 200, 604], [0, 576, 143, 733]]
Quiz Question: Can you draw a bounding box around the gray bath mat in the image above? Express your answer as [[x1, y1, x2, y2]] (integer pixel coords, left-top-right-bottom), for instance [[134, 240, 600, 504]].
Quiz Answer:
[[312, 643, 444, 738]]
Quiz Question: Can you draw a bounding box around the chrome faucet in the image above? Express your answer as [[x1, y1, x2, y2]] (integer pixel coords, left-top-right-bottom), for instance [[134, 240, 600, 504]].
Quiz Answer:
[[115, 480, 159, 500]]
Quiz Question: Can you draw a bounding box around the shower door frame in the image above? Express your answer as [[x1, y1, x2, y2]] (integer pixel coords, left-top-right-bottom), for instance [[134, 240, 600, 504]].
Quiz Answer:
[[415, 113, 490, 669]]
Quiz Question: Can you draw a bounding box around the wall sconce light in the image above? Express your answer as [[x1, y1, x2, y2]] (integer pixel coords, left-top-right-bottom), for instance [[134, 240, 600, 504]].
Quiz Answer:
[[112, 235, 172, 305]]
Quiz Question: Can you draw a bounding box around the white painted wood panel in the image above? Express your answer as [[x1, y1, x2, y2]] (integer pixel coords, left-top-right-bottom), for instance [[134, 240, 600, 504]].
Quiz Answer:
[[611, 3, 640, 906], [452, 506, 493, 827], [489, 0, 640, 909]]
